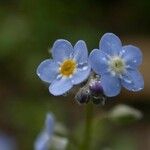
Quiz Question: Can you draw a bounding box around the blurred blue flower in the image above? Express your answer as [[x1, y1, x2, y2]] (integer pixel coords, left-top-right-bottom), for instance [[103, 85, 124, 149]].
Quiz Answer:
[[34, 113, 55, 150], [34, 113, 68, 150], [37, 40, 91, 96], [89, 33, 144, 97], [0, 132, 17, 150]]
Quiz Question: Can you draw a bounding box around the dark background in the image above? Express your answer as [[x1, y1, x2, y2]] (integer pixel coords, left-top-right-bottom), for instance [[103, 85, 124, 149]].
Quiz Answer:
[[0, 0, 150, 149]]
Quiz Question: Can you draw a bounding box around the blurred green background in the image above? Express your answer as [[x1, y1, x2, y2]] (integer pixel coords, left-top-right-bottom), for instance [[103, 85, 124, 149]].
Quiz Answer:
[[0, 0, 150, 149]]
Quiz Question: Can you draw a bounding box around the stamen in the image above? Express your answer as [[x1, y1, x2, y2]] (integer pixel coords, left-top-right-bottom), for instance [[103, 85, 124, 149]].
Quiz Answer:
[[60, 59, 77, 76], [109, 56, 125, 75]]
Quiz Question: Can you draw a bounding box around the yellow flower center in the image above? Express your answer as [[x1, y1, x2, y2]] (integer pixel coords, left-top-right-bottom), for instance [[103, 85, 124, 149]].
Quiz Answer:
[[109, 57, 125, 74], [60, 59, 77, 76]]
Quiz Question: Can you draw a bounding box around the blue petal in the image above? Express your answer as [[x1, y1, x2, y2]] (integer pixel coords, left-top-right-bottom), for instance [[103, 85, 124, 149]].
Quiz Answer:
[[71, 64, 91, 85], [49, 77, 73, 96], [99, 33, 122, 56], [73, 40, 88, 63], [45, 113, 55, 135], [121, 45, 142, 68], [52, 39, 73, 62], [37, 59, 59, 83], [101, 73, 121, 97], [0, 133, 16, 150], [89, 49, 109, 75], [34, 113, 54, 150], [34, 132, 51, 150], [121, 69, 144, 91]]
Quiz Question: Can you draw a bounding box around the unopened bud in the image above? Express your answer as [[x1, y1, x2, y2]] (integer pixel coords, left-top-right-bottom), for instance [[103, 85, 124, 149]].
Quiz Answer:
[[108, 104, 143, 124], [89, 79, 103, 95], [89, 78, 107, 105], [75, 87, 90, 104]]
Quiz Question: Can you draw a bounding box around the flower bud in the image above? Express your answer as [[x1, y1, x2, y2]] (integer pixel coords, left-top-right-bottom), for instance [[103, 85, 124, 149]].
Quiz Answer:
[[89, 78, 107, 105], [108, 104, 143, 124], [51, 136, 68, 150], [89, 79, 103, 95], [75, 87, 90, 104], [92, 96, 106, 105]]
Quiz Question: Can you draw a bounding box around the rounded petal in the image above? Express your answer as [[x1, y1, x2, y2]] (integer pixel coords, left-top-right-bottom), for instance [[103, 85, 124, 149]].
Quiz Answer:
[[99, 33, 122, 56], [101, 73, 121, 97], [121, 45, 142, 68], [37, 59, 59, 83], [49, 77, 73, 96], [121, 69, 144, 91], [52, 39, 73, 62], [89, 49, 109, 75], [71, 64, 91, 85], [73, 40, 88, 63]]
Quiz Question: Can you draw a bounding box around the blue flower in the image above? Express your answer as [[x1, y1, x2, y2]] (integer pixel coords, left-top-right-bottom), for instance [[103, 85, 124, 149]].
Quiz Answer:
[[34, 113, 68, 150], [37, 40, 91, 96], [89, 33, 144, 97], [34, 113, 55, 150], [0, 132, 17, 150]]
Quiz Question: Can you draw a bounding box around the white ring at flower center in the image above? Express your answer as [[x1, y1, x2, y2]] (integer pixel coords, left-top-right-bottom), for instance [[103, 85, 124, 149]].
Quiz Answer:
[[108, 56, 126, 76]]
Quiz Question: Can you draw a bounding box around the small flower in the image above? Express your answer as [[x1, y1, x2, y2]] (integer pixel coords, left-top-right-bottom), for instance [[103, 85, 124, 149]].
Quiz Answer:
[[0, 132, 17, 150], [37, 40, 91, 96], [34, 113, 55, 150], [89, 33, 144, 97], [34, 113, 68, 150]]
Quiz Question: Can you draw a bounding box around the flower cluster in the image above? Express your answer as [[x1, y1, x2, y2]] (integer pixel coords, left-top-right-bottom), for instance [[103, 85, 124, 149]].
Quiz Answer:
[[37, 33, 144, 103]]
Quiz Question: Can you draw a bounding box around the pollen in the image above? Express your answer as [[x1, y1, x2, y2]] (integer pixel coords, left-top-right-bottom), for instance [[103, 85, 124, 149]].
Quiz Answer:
[[109, 56, 125, 74], [60, 59, 77, 76]]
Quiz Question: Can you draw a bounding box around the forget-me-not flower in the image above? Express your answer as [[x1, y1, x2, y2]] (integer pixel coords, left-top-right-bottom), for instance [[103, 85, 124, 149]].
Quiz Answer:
[[34, 113, 68, 150], [0, 132, 17, 150], [37, 40, 91, 96], [34, 113, 55, 150], [89, 33, 144, 97]]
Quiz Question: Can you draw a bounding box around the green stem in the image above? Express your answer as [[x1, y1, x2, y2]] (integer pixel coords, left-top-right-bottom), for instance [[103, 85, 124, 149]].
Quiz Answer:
[[80, 103, 94, 150]]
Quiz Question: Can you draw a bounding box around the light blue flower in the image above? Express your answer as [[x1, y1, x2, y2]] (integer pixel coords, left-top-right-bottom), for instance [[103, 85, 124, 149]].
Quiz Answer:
[[34, 113, 68, 150], [0, 132, 17, 150], [89, 33, 144, 97], [37, 40, 91, 96], [34, 113, 55, 150]]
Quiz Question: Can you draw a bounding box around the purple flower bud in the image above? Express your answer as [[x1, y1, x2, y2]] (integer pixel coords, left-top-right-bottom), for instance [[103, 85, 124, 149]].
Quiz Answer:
[[89, 79, 103, 95], [89, 78, 107, 105]]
